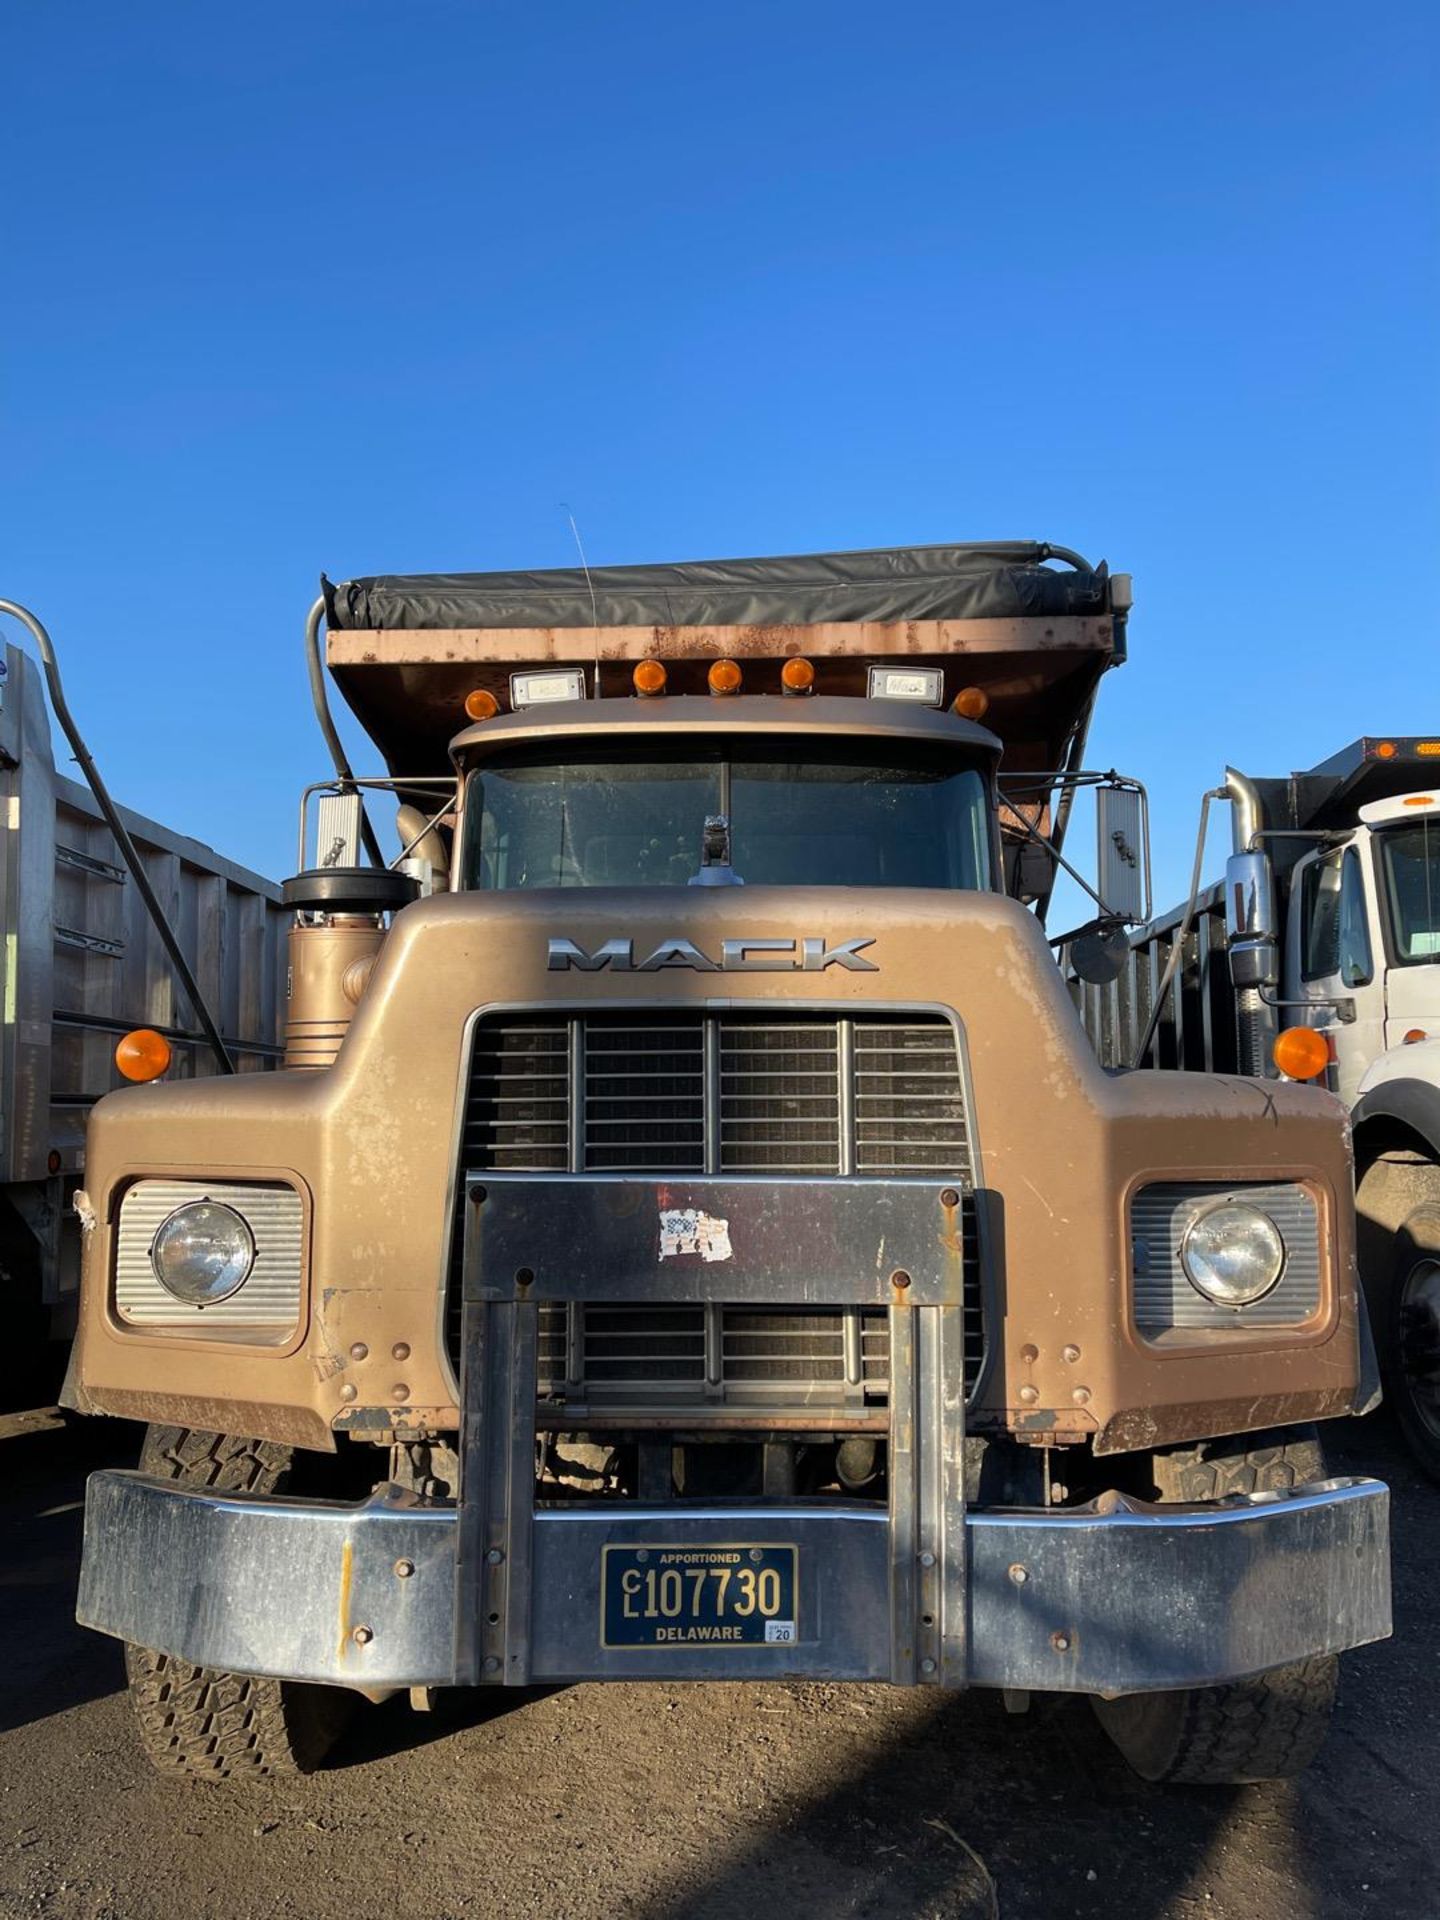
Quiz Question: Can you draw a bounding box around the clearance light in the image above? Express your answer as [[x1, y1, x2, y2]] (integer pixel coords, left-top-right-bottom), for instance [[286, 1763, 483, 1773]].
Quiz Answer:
[[1273, 1027, 1330, 1081], [1403, 795, 1436, 807], [1417, 742, 1440, 757], [633, 659, 668, 696], [708, 659, 743, 696], [1375, 741, 1398, 760], [510, 669, 585, 708], [952, 685, 991, 721], [867, 667, 943, 706], [116, 1028, 172, 1084], [1404, 1029, 1429, 1044], [464, 688, 500, 721], [781, 656, 816, 695]]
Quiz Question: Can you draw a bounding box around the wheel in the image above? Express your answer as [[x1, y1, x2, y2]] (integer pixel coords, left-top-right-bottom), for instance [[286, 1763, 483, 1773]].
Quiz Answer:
[[1092, 1426, 1338, 1785], [124, 1425, 356, 1781], [1384, 1206, 1440, 1483]]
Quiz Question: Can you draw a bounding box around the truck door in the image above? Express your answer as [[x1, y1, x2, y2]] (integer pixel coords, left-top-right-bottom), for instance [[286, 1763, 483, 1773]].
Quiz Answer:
[[1289, 843, 1383, 1106]]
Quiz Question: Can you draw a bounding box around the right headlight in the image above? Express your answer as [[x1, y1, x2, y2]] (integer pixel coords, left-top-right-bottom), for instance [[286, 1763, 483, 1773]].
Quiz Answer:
[[1181, 1201, 1286, 1308], [150, 1200, 256, 1306]]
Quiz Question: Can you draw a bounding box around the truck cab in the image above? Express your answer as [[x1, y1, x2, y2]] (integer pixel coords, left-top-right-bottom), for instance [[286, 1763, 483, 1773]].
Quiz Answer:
[[1286, 790, 1440, 1106]]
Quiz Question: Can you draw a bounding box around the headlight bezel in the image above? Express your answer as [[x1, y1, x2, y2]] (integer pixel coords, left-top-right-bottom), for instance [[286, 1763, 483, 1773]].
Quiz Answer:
[[150, 1198, 258, 1307], [1179, 1199, 1287, 1310]]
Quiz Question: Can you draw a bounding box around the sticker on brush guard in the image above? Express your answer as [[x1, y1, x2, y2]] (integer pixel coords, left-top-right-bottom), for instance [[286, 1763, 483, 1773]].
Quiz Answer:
[[658, 1208, 733, 1262]]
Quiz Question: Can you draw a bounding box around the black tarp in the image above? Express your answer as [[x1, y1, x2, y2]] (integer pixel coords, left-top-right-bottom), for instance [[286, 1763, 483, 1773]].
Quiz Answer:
[[323, 541, 1108, 632]]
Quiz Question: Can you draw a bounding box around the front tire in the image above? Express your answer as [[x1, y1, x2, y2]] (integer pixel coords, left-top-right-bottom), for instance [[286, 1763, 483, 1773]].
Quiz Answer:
[[1092, 1427, 1338, 1785], [1385, 1206, 1440, 1483], [124, 1426, 356, 1781]]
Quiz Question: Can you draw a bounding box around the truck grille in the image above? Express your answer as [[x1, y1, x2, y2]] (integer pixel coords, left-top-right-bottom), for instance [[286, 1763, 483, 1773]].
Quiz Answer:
[[449, 1010, 983, 1414]]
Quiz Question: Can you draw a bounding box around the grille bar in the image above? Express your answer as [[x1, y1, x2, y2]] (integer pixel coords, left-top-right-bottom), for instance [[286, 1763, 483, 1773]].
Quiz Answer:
[[452, 1010, 982, 1410]]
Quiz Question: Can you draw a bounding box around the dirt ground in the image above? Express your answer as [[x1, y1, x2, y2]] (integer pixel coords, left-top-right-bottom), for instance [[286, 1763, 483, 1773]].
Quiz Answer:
[[1, 1410, 1434, 1920]]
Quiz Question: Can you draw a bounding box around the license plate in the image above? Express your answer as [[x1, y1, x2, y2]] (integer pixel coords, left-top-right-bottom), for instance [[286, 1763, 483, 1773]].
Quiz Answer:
[[601, 1544, 798, 1649]]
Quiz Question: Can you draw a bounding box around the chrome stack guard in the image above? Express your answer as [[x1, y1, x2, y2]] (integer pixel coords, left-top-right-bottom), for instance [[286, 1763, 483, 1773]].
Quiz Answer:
[[76, 1177, 1393, 1693]]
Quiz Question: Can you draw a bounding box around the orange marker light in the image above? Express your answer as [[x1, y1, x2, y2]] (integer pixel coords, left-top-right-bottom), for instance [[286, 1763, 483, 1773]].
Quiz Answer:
[[1403, 795, 1436, 806], [116, 1028, 172, 1084], [1404, 1029, 1429, 1045], [1272, 1027, 1330, 1081], [1375, 741, 1398, 760], [708, 658, 743, 695], [952, 686, 990, 721], [464, 688, 500, 722], [633, 658, 668, 696], [1417, 742, 1440, 757], [781, 656, 816, 695]]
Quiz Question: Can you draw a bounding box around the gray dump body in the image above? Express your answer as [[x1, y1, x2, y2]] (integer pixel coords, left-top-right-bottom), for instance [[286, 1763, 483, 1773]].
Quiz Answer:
[[1, 641, 284, 1343]]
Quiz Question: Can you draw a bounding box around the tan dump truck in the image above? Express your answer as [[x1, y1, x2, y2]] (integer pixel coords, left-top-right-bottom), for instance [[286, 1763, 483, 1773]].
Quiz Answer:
[[66, 542, 1390, 1786]]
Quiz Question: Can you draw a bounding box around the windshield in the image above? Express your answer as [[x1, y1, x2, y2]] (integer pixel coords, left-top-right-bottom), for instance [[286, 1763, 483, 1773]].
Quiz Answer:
[[1377, 818, 1440, 962], [461, 743, 993, 890]]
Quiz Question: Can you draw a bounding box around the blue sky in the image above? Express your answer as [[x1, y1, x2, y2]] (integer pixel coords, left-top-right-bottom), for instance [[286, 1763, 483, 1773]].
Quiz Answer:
[[5, 1, 1436, 912]]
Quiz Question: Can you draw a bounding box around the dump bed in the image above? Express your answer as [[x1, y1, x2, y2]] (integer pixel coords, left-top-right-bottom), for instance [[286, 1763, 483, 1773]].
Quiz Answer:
[[322, 540, 1126, 780], [0, 643, 285, 1187]]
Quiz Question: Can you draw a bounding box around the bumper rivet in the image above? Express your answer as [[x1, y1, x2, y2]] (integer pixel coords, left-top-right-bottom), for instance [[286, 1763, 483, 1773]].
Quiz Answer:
[[392, 1384, 410, 1402], [352, 1625, 373, 1646], [1019, 1384, 1039, 1405], [1008, 1563, 1028, 1585], [919, 1551, 936, 1569], [1072, 1386, 1091, 1406], [1051, 1632, 1071, 1653], [394, 1559, 415, 1580], [392, 1342, 410, 1362], [486, 1547, 505, 1566], [1062, 1344, 1080, 1363], [483, 1655, 501, 1673], [890, 1268, 912, 1289], [939, 1187, 960, 1208], [349, 1342, 368, 1361], [339, 1383, 357, 1402], [920, 1657, 937, 1675]]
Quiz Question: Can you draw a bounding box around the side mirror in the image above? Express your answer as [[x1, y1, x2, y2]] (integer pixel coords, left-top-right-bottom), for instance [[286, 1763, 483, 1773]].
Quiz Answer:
[[1070, 925, 1130, 986], [1096, 784, 1150, 924], [1224, 851, 1278, 989]]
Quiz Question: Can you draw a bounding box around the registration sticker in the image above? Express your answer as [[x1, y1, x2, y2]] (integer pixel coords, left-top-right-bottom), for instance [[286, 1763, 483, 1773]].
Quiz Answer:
[[601, 1544, 798, 1649]]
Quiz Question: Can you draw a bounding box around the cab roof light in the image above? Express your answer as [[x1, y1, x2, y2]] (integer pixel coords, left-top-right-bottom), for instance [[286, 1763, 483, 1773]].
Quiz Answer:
[[867, 667, 943, 706], [708, 658, 743, 696], [1402, 795, 1437, 806], [464, 688, 500, 722], [952, 685, 991, 721], [1417, 742, 1440, 757], [633, 658, 668, 697], [1273, 1026, 1330, 1081], [510, 669, 585, 708], [1375, 741, 1399, 760], [780, 656, 815, 695], [116, 1028, 172, 1084]]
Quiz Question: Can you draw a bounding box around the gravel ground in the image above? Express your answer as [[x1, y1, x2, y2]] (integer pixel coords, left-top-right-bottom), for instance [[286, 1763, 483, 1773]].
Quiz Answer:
[[1, 1410, 1433, 1920]]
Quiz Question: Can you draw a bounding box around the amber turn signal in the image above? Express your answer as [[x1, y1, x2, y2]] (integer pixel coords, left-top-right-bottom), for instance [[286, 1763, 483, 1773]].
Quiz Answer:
[[708, 659, 743, 695], [780, 656, 815, 694], [464, 688, 500, 721], [116, 1028, 172, 1084], [633, 658, 668, 696], [952, 685, 990, 721], [1404, 1029, 1429, 1045], [1272, 1027, 1330, 1081]]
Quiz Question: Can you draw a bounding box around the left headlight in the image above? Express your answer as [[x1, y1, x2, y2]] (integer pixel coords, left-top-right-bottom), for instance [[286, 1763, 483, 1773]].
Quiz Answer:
[[1181, 1201, 1286, 1308], [150, 1200, 256, 1306]]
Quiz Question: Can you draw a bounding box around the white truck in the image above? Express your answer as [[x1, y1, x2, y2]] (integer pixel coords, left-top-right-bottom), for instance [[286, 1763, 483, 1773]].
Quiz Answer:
[[1071, 736, 1440, 1478]]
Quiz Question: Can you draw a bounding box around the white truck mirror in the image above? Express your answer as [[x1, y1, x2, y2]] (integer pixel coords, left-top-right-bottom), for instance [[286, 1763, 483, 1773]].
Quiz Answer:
[[1224, 850, 1279, 988]]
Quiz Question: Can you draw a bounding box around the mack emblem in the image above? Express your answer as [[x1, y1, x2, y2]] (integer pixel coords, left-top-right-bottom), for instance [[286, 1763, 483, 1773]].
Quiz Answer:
[[546, 936, 878, 973]]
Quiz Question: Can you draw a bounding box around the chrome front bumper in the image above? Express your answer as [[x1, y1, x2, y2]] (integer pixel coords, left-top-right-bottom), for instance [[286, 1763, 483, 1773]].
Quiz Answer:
[[77, 1470, 1391, 1695]]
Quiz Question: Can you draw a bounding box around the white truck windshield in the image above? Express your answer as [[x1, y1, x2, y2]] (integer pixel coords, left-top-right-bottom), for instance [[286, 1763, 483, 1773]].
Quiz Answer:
[[461, 744, 993, 890], [1378, 819, 1440, 961]]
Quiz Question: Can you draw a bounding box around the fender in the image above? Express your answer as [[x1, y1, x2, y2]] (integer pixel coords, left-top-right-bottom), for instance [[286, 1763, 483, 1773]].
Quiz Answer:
[[1351, 1077, 1440, 1162]]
